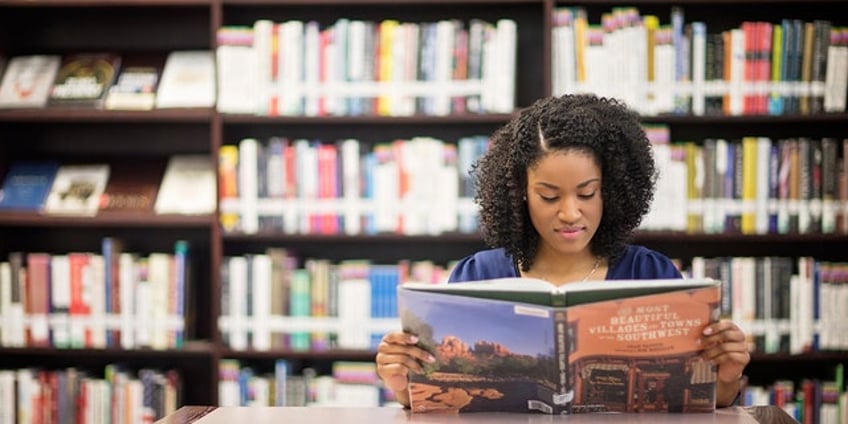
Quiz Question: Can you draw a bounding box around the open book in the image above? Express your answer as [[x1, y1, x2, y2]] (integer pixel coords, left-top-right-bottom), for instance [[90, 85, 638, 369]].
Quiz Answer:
[[398, 277, 722, 414]]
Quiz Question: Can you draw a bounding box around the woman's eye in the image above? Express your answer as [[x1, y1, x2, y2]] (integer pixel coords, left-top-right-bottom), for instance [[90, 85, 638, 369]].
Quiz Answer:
[[578, 192, 596, 200], [540, 195, 558, 202]]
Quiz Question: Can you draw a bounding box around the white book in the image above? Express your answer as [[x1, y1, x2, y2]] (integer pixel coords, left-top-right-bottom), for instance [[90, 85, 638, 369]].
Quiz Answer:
[[49, 255, 71, 348], [16, 369, 35, 424], [303, 22, 321, 116], [336, 278, 371, 350], [135, 278, 152, 348], [340, 138, 361, 235], [155, 50, 216, 109], [228, 256, 248, 350], [824, 43, 847, 112], [238, 138, 259, 234], [154, 154, 216, 215], [216, 44, 259, 114], [0, 262, 10, 347], [119, 253, 137, 349], [432, 20, 456, 116], [280, 20, 305, 116], [755, 137, 772, 234], [43, 164, 110, 216], [252, 19, 274, 115], [0, 370, 15, 424], [88, 254, 107, 349], [148, 253, 171, 350], [493, 19, 517, 113], [251, 254, 272, 351], [691, 22, 707, 116], [0, 55, 61, 109]]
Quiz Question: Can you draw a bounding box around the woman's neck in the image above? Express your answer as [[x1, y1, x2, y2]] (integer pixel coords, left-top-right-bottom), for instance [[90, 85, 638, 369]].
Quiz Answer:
[[522, 249, 606, 285]]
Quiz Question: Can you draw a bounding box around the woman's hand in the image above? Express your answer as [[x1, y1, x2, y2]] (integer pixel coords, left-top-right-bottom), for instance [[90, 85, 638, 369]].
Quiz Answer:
[[700, 320, 751, 407], [375, 331, 436, 407]]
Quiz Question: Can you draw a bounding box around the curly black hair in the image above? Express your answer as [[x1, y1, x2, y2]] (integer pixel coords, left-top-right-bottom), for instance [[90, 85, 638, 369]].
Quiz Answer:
[[472, 93, 656, 272]]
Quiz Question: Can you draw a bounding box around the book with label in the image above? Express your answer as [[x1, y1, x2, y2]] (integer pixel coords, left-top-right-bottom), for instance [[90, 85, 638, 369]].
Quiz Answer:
[[42, 164, 111, 216], [48, 53, 122, 108], [0, 161, 60, 211], [398, 277, 721, 414], [155, 50, 216, 109], [98, 159, 166, 214], [0, 55, 61, 109], [104, 55, 164, 111], [154, 155, 216, 215]]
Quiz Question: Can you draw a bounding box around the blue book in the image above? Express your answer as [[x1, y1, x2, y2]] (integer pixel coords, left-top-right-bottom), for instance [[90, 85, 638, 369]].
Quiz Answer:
[[0, 161, 60, 211]]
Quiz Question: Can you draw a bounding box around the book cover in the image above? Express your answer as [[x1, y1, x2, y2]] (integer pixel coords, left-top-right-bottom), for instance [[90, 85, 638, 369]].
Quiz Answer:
[[98, 159, 165, 214], [48, 53, 122, 108], [155, 50, 216, 109], [0, 55, 62, 109], [0, 161, 60, 211], [398, 277, 721, 414], [42, 164, 111, 216], [154, 154, 216, 215], [104, 55, 164, 111]]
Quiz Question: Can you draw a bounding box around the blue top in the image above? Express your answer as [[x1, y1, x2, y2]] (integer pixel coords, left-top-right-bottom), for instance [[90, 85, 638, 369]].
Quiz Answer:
[[448, 245, 682, 282]]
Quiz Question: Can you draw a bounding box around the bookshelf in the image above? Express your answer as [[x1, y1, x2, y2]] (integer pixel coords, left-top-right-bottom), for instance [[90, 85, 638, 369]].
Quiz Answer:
[[0, 0, 846, 414]]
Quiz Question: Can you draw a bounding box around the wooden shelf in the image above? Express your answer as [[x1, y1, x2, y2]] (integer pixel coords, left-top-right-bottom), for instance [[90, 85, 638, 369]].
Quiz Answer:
[[0, 212, 215, 228]]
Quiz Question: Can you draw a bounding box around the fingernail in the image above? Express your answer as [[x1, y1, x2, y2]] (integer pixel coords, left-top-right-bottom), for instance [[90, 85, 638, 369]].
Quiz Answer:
[[409, 336, 419, 344], [702, 327, 712, 336], [695, 338, 701, 345], [427, 354, 436, 363]]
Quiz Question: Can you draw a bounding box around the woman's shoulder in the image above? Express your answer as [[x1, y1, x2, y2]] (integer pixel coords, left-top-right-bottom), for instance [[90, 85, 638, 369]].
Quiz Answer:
[[448, 248, 518, 282], [608, 245, 683, 280]]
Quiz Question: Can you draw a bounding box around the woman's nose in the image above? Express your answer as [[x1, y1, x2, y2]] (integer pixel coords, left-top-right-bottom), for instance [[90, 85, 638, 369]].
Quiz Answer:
[[556, 197, 581, 222]]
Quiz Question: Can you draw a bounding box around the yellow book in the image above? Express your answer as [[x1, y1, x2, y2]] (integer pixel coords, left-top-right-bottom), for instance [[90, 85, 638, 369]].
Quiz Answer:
[[768, 24, 784, 115], [573, 8, 588, 83], [377, 19, 398, 116], [741, 137, 759, 234], [683, 142, 703, 233]]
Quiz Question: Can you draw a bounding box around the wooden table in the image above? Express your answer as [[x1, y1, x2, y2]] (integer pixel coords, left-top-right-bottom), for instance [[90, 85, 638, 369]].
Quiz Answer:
[[156, 405, 798, 424]]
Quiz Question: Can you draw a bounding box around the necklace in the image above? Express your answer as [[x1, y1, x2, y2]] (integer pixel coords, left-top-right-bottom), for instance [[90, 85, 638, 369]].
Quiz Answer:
[[582, 257, 602, 282], [527, 257, 602, 283]]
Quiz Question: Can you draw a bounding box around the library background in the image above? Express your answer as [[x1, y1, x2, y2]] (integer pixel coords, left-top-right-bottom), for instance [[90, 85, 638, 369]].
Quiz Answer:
[[0, 0, 846, 422]]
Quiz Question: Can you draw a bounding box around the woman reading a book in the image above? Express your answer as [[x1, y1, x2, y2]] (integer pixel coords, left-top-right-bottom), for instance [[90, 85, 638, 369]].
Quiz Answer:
[[376, 94, 750, 410]]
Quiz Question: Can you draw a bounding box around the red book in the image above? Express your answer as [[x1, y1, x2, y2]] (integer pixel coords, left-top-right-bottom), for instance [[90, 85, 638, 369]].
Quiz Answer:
[[25, 252, 51, 347]]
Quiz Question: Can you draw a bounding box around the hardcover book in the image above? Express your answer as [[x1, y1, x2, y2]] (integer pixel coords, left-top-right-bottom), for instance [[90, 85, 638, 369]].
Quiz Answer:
[[155, 50, 216, 109], [98, 159, 166, 213], [0, 55, 62, 109], [398, 277, 722, 414], [48, 53, 122, 108], [104, 55, 164, 111], [154, 154, 216, 215], [0, 161, 60, 211], [43, 164, 111, 216]]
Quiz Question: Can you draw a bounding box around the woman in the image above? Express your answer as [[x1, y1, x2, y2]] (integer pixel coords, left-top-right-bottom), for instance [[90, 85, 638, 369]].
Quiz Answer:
[[376, 94, 750, 409]]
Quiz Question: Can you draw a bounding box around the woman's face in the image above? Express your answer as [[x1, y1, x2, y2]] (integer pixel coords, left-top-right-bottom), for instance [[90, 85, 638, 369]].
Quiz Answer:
[[526, 150, 603, 258]]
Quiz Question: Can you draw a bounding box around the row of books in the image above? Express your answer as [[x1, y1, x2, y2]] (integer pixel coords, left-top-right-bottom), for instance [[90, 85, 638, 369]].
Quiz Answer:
[[643, 131, 848, 235], [217, 249, 845, 355], [0, 240, 190, 350], [219, 135, 487, 236], [686, 256, 848, 354], [218, 359, 393, 408], [552, 7, 848, 116], [217, 17, 516, 116], [0, 366, 180, 424], [0, 155, 216, 216], [0, 51, 214, 111], [743, 366, 846, 424], [218, 248, 451, 352]]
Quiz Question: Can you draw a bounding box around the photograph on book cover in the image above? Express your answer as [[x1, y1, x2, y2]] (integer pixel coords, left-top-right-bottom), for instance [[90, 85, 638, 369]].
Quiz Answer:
[[398, 281, 721, 414]]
